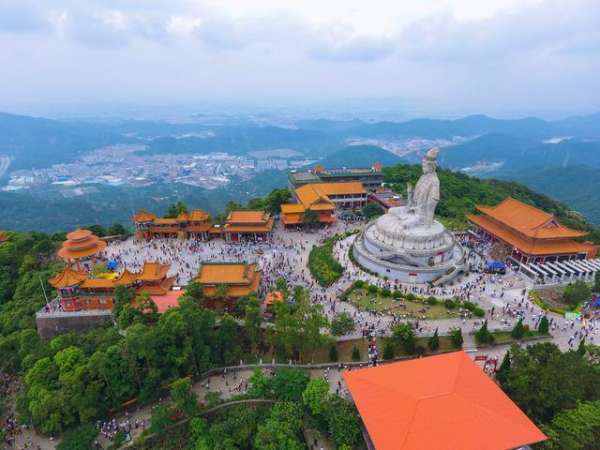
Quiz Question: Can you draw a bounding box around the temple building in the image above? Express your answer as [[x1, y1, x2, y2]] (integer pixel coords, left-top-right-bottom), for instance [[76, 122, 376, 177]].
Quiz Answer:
[[0, 230, 8, 243], [133, 209, 212, 240], [223, 211, 274, 242], [288, 163, 384, 192], [467, 197, 597, 264], [194, 262, 261, 309], [48, 261, 175, 312], [58, 228, 106, 270], [344, 352, 547, 450], [281, 182, 367, 226]]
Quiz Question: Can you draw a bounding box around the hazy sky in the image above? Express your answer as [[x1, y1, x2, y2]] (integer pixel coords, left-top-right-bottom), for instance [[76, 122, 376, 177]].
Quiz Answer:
[[1, 0, 599, 117]]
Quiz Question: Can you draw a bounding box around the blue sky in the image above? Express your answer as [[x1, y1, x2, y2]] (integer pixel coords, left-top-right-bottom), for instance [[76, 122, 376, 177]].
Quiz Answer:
[[0, 0, 599, 117]]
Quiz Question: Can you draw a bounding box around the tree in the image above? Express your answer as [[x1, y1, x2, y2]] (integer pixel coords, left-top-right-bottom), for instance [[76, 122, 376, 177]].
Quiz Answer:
[[544, 400, 600, 450], [107, 223, 127, 236], [271, 369, 310, 402], [594, 270, 600, 292], [428, 328, 440, 351], [254, 402, 304, 450], [500, 343, 600, 424], [475, 320, 494, 345], [362, 203, 384, 219], [248, 368, 271, 398], [330, 312, 355, 336], [302, 377, 330, 417], [170, 378, 199, 419], [322, 396, 362, 448], [329, 344, 338, 362], [511, 318, 525, 339], [496, 351, 511, 385], [449, 327, 463, 348], [577, 339, 587, 357], [351, 346, 361, 362], [563, 280, 592, 308], [538, 316, 550, 334], [392, 323, 416, 355], [303, 209, 319, 227], [383, 341, 395, 360], [244, 295, 262, 352], [165, 201, 188, 218], [56, 424, 98, 450]]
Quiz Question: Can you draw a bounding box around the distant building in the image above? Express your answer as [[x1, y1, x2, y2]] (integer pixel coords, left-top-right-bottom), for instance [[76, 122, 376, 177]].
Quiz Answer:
[[133, 209, 212, 240], [280, 181, 367, 226], [343, 352, 547, 450], [195, 262, 261, 309], [468, 197, 597, 264], [0, 230, 8, 243], [368, 190, 404, 211], [223, 211, 274, 242], [288, 162, 384, 192]]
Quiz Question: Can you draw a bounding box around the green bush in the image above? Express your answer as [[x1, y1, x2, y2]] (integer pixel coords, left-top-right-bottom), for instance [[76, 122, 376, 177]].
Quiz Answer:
[[308, 239, 344, 287], [475, 321, 495, 345], [353, 280, 365, 289], [425, 296, 438, 306], [563, 280, 592, 308], [473, 307, 485, 318], [367, 284, 379, 295], [444, 299, 456, 309], [406, 293, 416, 301], [381, 288, 392, 297], [351, 346, 361, 362], [57, 424, 98, 450], [393, 290, 403, 300]]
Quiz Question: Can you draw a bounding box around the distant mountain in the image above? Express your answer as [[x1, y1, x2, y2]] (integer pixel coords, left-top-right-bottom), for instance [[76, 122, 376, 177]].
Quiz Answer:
[[145, 126, 341, 158], [0, 112, 134, 170], [497, 165, 600, 224], [313, 145, 402, 169]]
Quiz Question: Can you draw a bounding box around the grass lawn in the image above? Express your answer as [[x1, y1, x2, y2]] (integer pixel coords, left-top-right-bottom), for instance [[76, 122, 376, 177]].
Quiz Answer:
[[489, 330, 547, 346], [347, 288, 457, 320]]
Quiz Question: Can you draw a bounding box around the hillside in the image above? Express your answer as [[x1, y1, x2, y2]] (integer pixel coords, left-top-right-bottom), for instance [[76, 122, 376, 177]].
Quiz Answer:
[[0, 112, 133, 170]]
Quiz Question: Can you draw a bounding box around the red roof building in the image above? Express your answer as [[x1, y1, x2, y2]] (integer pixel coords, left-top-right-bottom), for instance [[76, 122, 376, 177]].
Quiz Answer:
[[343, 352, 547, 450]]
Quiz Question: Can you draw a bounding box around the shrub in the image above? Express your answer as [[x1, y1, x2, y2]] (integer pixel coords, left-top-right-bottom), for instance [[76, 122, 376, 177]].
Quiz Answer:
[[428, 329, 440, 351], [351, 346, 361, 362], [329, 345, 338, 362], [383, 342, 395, 360], [330, 312, 355, 336], [444, 299, 456, 310], [473, 307, 485, 318], [308, 239, 344, 287], [353, 280, 365, 289], [393, 290, 403, 300], [381, 288, 392, 297], [367, 284, 379, 295], [538, 316, 549, 334], [57, 424, 97, 450], [406, 293, 416, 301], [475, 321, 494, 345], [392, 323, 416, 355], [563, 280, 592, 308], [450, 327, 463, 348], [425, 296, 438, 306], [511, 319, 525, 339]]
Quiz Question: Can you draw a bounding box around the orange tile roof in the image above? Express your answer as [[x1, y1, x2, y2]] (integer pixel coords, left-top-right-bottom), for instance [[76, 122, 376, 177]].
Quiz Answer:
[[188, 209, 209, 221], [81, 278, 116, 289], [186, 223, 212, 233], [468, 214, 593, 256], [294, 182, 364, 211], [49, 267, 88, 288], [196, 263, 256, 285], [475, 197, 586, 239], [225, 218, 274, 234], [58, 229, 106, 260], [264, 291, 284, 305], [115, 269, 139, 285], [138, 276, 176, 296], [280, 204, 306, 214], [153, 218, 178, 225], [227, 210, 269, 224], [137, 262, 171, 282], [133, 210, 156, 222], [343, 352, 547, 450], [0, 231, 8, 243]]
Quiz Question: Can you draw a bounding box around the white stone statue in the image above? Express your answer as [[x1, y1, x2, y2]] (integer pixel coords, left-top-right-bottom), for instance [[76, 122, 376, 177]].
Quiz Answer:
[[412, 147, 440, 227]]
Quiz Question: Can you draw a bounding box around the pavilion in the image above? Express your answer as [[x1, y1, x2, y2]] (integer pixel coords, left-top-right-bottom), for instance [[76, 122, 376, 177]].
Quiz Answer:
[[467, 197, 597, 264], [280, 181, 367, 226], [222, 211, 274, 242], [343, 351, 547, 450], [57, 228, 106, 270], [194, 262, 261, 309]]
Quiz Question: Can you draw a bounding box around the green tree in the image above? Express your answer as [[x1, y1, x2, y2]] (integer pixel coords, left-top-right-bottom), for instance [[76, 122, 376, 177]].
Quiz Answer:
[[496, 351, 511, 385], [302, 377, 330, 417], [511, 318, 525, 339], [428, 328, 440, 351], [171, 377, 199, 419], [544, 400, 600, 450], [563, 280, 592, 308], [577, 339, 587, 357], [271, 369, 310, 402], [107, 223, 128, 236], [330, 312, 355, 336], [329, 344, 338, 362], [165, 201, 188, 218], [322, 396, 361, 448], [475, 320, 494, 345], [449, 327, 463, 348], [392, 323, 416, 354], [303, 209, 319, 227], [351, 345, 361, 362], [362, 203, 384, 219], [244, 295, 262, 352], [56, 424, 98, 450], [383, 341, 395, 360], [538, 316, 550, 334], [254, 402, 304, 450]]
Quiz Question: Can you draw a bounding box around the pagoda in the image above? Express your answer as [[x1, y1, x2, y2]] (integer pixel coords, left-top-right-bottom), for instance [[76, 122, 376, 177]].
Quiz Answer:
[[468, 197, 597, 264], [58, 228, 106, 270]]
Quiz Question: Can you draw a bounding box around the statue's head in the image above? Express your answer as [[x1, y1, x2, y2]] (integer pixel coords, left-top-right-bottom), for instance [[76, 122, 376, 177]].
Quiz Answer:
[[422, 147, 439, 174]]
